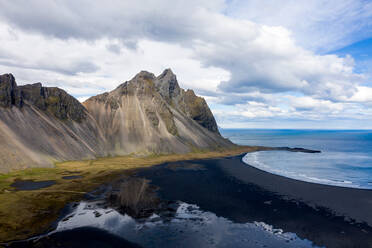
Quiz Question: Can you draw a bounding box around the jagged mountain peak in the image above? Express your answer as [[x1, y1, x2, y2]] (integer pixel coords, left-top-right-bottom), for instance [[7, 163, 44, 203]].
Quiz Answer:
[[0, 71, 233, 172], [113, 69, 177, 96], [0, 73, 107, 172], [0, 73, 15, 83], [112, 70, 157, 94], [133, 70, 156, 81], [154, 70, 219, 134], [86, 69, 219, 134], [155, 68, 181, 101], [0, 73, 22, 108], [157, 68, 176, 79], [0, 73, 87, 122]]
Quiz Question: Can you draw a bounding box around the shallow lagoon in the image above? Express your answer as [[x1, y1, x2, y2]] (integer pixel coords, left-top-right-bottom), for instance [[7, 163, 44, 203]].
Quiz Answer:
[[10, 179, 56, 190]]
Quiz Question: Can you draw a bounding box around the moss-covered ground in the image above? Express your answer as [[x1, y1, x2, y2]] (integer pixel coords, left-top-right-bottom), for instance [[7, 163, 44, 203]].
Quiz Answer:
[[0, 146, 263, 244]]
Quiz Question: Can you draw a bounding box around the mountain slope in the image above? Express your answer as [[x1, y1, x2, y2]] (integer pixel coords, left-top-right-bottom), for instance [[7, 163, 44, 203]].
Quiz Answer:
[[0, 74, 107, 172], [155, 69, 219, 133], [83, 69, 233, 155], [0, 70, 233, 172]]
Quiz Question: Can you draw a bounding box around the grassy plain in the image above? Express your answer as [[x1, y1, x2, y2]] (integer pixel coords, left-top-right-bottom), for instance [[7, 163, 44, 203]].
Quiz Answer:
[[0, 146, 261, 243]]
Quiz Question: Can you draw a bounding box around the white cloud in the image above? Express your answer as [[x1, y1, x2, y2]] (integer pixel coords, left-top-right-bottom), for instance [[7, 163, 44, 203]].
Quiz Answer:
[[190, 12, 364, 101], [0, 0, 225, 41], [225, 0, 372, 52], [0, 22, 229, 98], [287, 96, 344, 113], [349, 86, 372, 103], [0, 0, 372, 128]]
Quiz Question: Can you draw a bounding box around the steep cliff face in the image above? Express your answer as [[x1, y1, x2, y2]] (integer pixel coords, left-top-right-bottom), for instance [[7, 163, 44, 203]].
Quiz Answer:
[[0, 74, 87, 121], [0, 74, 106, 172], [19, 83, 87, 122], [154, 69, 219, 133], [84, 70, 233, 155], [0, 74, 22, 108], [0, 70, 233, 172]]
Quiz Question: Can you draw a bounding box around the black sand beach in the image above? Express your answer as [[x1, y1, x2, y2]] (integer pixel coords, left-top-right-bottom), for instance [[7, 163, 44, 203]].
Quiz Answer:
[[10, 154, 372, 248], [136, 154, 372, 248], [9, 227, 141, 248]]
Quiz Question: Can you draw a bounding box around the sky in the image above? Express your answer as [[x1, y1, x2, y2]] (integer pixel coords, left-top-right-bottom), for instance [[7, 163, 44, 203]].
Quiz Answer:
[[0, 0, 372, 129]]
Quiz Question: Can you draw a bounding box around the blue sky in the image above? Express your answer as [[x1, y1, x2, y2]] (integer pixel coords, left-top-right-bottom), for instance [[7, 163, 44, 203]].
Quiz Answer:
[[0, 0, 372, 129], [332, 37, 372, 78]]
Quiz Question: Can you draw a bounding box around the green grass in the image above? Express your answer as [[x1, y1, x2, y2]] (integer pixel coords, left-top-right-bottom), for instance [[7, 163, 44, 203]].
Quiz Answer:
[[0, 146, 259, 243]]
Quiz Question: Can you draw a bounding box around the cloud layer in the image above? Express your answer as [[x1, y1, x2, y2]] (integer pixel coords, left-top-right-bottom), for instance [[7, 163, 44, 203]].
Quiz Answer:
[[0, 0, 371, 128]]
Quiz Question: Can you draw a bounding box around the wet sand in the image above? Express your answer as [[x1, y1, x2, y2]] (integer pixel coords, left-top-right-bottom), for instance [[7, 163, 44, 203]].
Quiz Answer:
[[219, 155, 372, 226], [136, 155, 372, 248], [8, 154, 372, 248], [9, 227, 141, 248]]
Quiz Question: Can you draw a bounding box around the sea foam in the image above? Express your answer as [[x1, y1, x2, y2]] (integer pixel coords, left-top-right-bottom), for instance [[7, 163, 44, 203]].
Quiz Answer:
[[242, 151, 366, 189]]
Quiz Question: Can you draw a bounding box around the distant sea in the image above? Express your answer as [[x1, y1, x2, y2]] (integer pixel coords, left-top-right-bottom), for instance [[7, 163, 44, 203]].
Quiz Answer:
[[220, 129, 372, 189]]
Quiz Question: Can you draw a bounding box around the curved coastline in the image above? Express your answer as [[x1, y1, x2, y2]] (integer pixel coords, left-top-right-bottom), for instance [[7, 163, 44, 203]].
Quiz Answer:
[[0, 146, 289, 243], [1, 146, 371, 247], [3, 149, 372, 247], [222, 154, 372, 226], [242, 151, 371, 189], [136, 154, 372, 247]]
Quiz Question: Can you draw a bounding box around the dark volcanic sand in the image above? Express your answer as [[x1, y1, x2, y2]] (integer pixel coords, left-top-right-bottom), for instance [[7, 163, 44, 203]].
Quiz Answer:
[[136, 155, 372, 248], [9, 227, 141, 248], [10, 155, 372, 248]]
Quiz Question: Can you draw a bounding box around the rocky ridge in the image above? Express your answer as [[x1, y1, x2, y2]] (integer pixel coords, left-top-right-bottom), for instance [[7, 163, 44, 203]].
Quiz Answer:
[[83, 69, 233, 155], [0, 69, 234, 172], [154, 69, 219, 133]]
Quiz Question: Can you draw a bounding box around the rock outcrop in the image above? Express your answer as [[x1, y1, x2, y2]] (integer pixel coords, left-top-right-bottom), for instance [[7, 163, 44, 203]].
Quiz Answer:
[[0, 70, 234, 172], [0, 74, 22, 108], [154, 69, 219, 133], [0, 74, 106, 172], [0, 74, 87, 121], [84, 70, 232, 155], [19, 83, 87, 122]]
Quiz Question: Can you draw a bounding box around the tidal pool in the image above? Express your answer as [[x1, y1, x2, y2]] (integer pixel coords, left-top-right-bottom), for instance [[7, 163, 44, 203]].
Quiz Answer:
[[10, 179, 56, 190]]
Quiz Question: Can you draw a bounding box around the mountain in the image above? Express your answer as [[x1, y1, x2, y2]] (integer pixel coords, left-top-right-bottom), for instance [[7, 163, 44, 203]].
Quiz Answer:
[[0, 70, 233, 172], [154, 69, 219, 133], [83, 69, 232, 155], [0, 74, 106, 172]]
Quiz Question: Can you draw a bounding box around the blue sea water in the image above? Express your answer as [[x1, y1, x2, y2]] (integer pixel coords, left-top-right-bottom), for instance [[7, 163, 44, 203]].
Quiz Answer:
[[220, 129, 372, 189]]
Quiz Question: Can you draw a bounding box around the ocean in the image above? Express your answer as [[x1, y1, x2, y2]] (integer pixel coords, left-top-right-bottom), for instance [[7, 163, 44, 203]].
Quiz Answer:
[[28, 131, 372, 247], [220, 129, 372, 189]]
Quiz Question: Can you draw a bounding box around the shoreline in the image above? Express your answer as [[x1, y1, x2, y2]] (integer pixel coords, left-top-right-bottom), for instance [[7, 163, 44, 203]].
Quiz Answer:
[[0, 145, 364, 246], [0, 145, 285, 243], [135, 155, 372, 248], [222, 154, 372, 226], [242, 152, 372, 190]]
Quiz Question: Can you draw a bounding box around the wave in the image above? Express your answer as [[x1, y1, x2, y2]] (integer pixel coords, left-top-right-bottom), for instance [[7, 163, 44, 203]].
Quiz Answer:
[[242, 152, 365, 189]]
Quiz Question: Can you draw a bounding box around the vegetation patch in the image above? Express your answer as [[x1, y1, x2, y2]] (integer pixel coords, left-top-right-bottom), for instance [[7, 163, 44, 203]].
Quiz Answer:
[[0, 146, 261, 243]]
